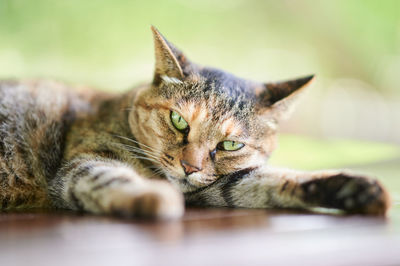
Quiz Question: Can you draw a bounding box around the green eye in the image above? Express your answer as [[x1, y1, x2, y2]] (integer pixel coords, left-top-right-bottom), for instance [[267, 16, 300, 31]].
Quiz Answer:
[[218, 141, 245, 151], [170, 111, 189, 132]]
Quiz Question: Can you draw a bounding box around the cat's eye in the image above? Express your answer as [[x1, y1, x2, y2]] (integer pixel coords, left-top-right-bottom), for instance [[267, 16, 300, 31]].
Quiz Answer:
[[170, 111, 189, 132], [217, 141, 245, 151]]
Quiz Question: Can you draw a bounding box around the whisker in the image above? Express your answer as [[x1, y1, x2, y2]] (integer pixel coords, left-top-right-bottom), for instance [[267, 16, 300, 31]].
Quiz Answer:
[[110, 142, 160, 160], [111, 136, 173, 179], [129, 155, 158, 163], [115, 144, 160, 159], [120, 144, 159, 157], [146, 165, 166, 179], [128, 152, 159, 162], [127, 149, 159, 160], [153, 168, 164, 175], [113, 135, 160, 154]]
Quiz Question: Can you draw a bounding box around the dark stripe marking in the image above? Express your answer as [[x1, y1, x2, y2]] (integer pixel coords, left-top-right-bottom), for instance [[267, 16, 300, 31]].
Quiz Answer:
[[91, 177, 131, 191], [94, 148, 123, 161], [1, 195, 10, 208], [280, 180, 289, 193], [165, 153, 174, 160], [161, 157, 174, 167], [68, 164, 91, 211], [221, 167, 256, 207]]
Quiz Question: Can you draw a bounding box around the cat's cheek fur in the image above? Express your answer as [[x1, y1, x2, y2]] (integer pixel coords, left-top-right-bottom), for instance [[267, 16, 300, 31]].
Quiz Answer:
[[131, 107, 164, 147]]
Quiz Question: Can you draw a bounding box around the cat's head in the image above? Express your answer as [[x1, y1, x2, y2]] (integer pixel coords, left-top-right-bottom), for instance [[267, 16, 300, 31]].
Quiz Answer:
[[129, 26, 313, 192]]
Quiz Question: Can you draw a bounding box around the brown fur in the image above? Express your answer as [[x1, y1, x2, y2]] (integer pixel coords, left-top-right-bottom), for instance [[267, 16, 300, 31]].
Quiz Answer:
[[0, 26, 390, 218]]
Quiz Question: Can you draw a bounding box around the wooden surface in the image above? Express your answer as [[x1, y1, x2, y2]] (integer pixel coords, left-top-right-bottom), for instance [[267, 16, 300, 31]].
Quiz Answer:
[[1, 207, 400, 266]]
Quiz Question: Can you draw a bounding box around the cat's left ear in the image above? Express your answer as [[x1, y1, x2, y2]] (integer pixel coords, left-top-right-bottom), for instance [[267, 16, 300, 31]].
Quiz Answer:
[[151, 26, 191, 85], [256, 75, 315, 120]]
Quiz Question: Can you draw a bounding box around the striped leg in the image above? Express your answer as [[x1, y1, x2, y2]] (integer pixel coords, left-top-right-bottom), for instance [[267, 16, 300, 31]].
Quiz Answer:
[[185, 167, 390, 215], [50, 157, 184, 219]]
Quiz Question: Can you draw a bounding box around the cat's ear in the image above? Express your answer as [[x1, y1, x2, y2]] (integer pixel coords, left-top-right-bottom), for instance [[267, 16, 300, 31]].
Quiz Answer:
[[151, 26, 190, 85], [256, 75, 315, 120]]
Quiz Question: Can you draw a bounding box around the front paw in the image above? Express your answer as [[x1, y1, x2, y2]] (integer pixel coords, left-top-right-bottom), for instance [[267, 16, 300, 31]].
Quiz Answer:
[[300, 173, 391, 215], [105, 181, 184, 219]]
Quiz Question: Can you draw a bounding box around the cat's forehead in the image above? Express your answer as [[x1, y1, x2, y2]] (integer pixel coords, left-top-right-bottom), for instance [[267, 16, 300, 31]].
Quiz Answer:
[[175, 100, 247, 141], [160, 67, 261, 122], [197, 67, 260, 101]]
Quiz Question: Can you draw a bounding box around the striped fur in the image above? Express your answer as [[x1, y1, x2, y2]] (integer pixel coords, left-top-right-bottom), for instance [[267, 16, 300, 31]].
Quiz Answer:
[[0, 27, 390, 218]]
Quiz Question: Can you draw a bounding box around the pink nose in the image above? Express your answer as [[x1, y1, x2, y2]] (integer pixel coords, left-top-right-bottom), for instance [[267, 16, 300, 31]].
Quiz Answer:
[[180, 160, 202, 175]]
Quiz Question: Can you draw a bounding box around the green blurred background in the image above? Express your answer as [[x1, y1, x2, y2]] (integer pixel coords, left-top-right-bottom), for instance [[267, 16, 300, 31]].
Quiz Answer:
[[0, 0, 399, 209]]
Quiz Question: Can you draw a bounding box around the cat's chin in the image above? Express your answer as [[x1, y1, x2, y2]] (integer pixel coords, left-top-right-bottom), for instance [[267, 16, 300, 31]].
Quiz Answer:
[[164, 173, 211, 193], [186, 172, 215, 187], [165, 176, 197, 193]]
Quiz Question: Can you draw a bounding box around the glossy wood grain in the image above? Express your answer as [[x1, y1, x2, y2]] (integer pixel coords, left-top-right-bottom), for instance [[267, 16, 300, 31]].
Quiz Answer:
[[1, 206, 399, 266]]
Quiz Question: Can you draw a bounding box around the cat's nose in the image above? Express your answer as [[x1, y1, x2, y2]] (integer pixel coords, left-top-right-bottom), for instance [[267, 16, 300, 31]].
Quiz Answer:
[[180, 160, 202, 175]]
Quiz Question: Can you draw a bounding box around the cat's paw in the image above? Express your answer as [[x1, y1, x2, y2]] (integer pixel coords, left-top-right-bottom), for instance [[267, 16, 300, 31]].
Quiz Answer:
[[106, 181, 184, 219], [300, 173, 391, 215]]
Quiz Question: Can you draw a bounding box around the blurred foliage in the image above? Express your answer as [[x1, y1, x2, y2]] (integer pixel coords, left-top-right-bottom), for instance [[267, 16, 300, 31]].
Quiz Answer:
[[0, 0, 399, 91], [270, 134, 400, 170], [0, 0, 399, 208]]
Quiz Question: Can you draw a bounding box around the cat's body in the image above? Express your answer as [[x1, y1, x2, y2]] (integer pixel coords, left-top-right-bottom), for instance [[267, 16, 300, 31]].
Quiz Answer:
[[0, 27, 390, 218]]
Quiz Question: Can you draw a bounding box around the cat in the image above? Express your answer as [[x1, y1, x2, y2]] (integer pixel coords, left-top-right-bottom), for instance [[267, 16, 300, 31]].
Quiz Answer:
[[0, 26, 390, 219]]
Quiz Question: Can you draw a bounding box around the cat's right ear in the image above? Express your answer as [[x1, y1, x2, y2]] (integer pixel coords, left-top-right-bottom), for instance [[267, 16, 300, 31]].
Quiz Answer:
[[151, 26, 190, 85]]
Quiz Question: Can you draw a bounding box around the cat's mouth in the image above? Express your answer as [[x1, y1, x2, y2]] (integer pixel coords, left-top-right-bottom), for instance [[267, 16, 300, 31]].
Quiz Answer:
[[162, 169, 216, 192], [163, 173, 199, 192]]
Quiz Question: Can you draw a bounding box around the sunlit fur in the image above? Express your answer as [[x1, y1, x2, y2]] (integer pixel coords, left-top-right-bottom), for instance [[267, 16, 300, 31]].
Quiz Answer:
[[0, 27, 390, 218]]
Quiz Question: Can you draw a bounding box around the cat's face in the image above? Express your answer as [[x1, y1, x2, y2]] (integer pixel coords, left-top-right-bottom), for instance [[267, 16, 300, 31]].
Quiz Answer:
[[129, 27, 313, 193]]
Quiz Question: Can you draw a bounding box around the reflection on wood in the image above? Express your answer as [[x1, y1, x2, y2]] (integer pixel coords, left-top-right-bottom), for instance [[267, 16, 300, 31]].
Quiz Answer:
[[0, 207, 399, 266]]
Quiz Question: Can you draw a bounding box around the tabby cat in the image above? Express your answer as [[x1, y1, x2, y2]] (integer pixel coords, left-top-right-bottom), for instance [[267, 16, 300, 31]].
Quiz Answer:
[[0, 27, 390, 218]]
